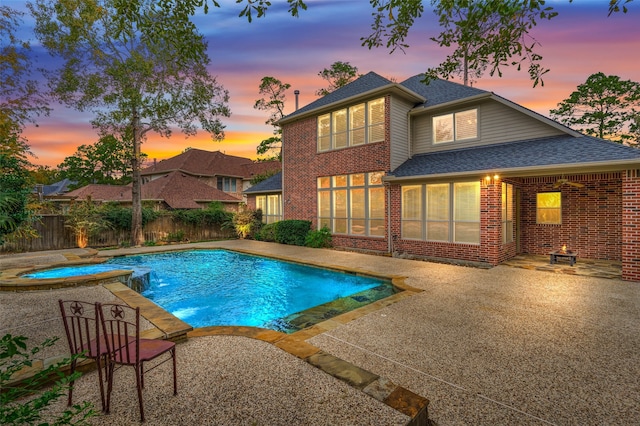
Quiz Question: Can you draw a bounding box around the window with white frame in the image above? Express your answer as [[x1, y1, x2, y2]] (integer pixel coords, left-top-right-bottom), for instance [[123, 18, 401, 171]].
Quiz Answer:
[[502, 182, 514, 243], [433, 108, 478, 144], [318, 171, 385, 237], [401, 181, 480, 244], [317, 98, 385, 152], [256, 194, 282, 224]]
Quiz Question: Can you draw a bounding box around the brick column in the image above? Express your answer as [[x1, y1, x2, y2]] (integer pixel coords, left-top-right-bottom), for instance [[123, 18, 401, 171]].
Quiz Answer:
[[622, 169, 640, 281], [481, 178, 502, 265]]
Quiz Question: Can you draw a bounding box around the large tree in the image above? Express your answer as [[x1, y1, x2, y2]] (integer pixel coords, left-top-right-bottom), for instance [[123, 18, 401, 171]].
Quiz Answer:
[[30, 0, 231, 246], [316, 61, 361, 96], [0, 6, 47, 243], [0, 5, 49, 134], [0, 148, 31, 245], [58, 134, 141, 187], [253, 76, 290, 161], [550, 73, 640, 146]]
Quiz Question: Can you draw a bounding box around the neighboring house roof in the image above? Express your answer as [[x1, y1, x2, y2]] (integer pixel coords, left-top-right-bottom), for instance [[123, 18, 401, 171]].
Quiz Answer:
[[244, 172, 282, 194], [388, 135, 640, 181], [66, 172, 241, 208], [141, 171, 240, 208], [37, 178, 77, 196], [65, 184, 131, 202], [140, 148, 280, 179], [242, 161, 282, 179]]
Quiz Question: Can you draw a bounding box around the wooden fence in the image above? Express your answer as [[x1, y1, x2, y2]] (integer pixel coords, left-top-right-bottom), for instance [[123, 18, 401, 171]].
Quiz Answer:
[[0, 215, 236, 253]]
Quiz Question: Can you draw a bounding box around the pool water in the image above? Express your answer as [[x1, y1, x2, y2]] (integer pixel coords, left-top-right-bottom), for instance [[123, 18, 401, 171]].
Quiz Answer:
[[26, 250, 396, 332]]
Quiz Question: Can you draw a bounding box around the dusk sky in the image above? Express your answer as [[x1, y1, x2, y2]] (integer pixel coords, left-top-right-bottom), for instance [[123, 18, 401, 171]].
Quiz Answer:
[[7, 0, 640, 168]]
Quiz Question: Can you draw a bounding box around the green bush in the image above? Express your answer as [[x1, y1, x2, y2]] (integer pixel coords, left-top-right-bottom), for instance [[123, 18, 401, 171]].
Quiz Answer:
[[1, 334, 95, 425], [232, 208, 262, 239], [274, 220, 311, 246], [172, 202, 232, 227], [166, 230, 186, 242], [255, 222, 277, 242], [305, 226, 332, 248], [100, 203, 159, 230]]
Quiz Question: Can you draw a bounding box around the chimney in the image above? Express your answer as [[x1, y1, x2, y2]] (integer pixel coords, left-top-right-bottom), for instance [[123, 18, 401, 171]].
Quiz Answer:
[[294, 90, 300, 111]]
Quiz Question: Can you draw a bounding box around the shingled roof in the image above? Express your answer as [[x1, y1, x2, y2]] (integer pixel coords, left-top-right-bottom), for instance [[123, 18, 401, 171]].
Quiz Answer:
[[66, 171, 241, 209], [244, 172, 282, 194], [390, 136, 640, 179], [141, 149, 280, 179], [399, 75, 488, 108], [284, 72, 395, 121]]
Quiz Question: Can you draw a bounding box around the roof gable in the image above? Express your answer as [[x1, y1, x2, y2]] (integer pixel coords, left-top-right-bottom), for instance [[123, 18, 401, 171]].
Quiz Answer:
[[281, 72, 395, 122], [399, 75, 488, 107]]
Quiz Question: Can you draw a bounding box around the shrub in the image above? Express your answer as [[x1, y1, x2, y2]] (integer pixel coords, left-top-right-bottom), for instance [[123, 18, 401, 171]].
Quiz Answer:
[[232, 207, 262, 239], [274, 220, 311, 246], [255, 222, 277, 242], [65, 197, 111, 248], [305, 226, 332, 248], [0, 334, 95, 425], [172, 202, 232, 227], [100, 203, 159, 230], [166, 230, 186, 242]]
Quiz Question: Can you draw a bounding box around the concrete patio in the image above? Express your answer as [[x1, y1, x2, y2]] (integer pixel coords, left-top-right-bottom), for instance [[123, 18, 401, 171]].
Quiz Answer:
[[1, 240, 639, 425]]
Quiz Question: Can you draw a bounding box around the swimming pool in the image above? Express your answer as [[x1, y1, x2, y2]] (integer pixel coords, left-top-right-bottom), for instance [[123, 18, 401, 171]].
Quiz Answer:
[[25, 250, 398, 332]]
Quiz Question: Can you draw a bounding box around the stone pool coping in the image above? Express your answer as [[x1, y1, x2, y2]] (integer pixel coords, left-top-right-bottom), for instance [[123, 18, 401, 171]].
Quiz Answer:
[[107, 247, 429, 424], [0, 256, 134, 291], [4, 246, 429, 425]]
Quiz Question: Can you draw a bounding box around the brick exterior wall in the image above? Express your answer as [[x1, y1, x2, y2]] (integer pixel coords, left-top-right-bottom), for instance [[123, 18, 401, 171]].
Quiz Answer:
[[282, 96, 392, 254], [622, 170, 640, 281], [388, 179, 508, 266], [281, 96, 633, 279], [518, 173, 622, 261]]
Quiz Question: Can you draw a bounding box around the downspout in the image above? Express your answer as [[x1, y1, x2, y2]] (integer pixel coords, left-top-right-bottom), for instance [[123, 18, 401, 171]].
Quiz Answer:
[[407, 110, 412, 159], [386, 182, 392, 255]]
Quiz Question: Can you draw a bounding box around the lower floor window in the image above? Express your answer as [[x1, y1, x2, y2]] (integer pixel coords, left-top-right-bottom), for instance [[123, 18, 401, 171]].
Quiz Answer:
[[401, 181, 480, 244], [256, 194, 282, 224], [317, 171, 385, 237]]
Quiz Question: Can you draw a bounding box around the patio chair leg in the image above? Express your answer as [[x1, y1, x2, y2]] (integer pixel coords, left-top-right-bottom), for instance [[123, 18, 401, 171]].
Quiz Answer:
[[172, 348, 177, 396], [96, 356, 106, 412], [105, 360, 114, 415], [135, 366, 145, 422], [67, 359, 76, 406]]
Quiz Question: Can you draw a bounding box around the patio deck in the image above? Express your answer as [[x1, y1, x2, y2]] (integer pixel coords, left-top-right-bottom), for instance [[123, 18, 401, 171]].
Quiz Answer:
[[1, 241, 637, 425]]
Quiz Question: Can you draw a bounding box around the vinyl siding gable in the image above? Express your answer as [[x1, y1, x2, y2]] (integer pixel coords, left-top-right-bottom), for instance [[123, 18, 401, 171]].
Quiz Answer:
[[389, 95, 415, 171], [411, 99, 565, 155]]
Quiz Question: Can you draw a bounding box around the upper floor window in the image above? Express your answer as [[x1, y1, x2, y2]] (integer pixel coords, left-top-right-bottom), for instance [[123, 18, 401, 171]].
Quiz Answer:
[[433, 108, 478, 144], [217, 177, 237, 192], [318, 98, 385, 152]]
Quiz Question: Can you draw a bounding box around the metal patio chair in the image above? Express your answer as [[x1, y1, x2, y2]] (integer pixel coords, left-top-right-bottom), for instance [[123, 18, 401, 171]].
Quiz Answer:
[[58, 299, 109, 412], [98, 303, 177, 422]]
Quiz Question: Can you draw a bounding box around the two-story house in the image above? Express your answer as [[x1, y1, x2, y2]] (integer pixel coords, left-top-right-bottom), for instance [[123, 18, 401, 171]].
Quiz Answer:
[[246, 72, 640, 281]]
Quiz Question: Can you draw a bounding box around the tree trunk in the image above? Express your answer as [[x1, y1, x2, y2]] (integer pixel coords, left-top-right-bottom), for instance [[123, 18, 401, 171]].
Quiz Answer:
[[131, 108, 144, 246]]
